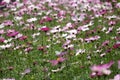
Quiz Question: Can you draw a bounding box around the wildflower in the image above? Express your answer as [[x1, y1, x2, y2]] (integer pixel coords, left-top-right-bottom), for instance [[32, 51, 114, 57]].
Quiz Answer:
[[90, 61, 114, 78], [24, 47, 33, 52], [2, 78, 15, 80], [21, 68, 31, 75], [118, 60, 120, 69], [113, 42, 120, 49], [26, 17, 37, 23], [0, 37, 5, 43], [6, 30, 19, 37], [49, 57, 66, 66], [76, 49, 85, 56], [19, 35, 27, 40], [40, 26, 50, 32], [110, 74, 120, 80]]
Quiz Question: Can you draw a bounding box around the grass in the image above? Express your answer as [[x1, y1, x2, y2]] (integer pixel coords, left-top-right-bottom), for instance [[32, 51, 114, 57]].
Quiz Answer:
[[0, 0, 120, 80]]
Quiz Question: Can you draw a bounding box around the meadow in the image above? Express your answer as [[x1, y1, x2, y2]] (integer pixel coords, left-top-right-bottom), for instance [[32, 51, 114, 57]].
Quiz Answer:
[[0, 0, 120, 80]]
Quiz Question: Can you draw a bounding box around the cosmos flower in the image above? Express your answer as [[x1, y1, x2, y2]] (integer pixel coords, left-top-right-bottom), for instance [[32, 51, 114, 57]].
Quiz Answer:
[[49, 57, 66, 66], [90, 61, 114, 78], [113, 42, 120, 49], [76, 49, 85, 56], [21, 68, 31, 75], [110, 74, 120, 80], [7, 30, 19, 37], [0, 37, 5, 43], [27, 17, 37, 23], [40, 26, 50, 32], [118, 60, 120, 69], [2, 78, 15, 80]]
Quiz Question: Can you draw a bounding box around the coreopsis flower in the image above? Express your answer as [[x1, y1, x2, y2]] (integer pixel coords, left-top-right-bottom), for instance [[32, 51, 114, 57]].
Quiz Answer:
[[49, 57, 66, 66], [90, 61, 114, 78]]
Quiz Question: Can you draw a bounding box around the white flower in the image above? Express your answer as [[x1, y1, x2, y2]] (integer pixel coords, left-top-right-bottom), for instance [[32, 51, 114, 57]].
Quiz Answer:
[[76, 49, 85, 56], [14, 16, 23, 21], [27, 17, 37, 23], [0, 43, 12, 49], [66, 29, 77, 35], [0, 24, 5, 29], [4, 38, 13, 44]]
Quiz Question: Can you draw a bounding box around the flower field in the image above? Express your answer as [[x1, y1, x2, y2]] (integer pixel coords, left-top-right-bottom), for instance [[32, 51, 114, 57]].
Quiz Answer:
[[1, 0, 120, 80]]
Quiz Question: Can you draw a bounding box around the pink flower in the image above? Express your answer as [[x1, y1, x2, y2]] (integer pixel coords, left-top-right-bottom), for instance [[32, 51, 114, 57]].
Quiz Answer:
[[110, 74, 120, 80], [45, 16, 52, 22], [3, 20, 13, 26], [40, 27, 50, 32], [24, 47, 33, 52], [0, 30, 5, 34], [19, 36, 27, 40], [21, 68, 31, 75], [113, 42, 120, 49], [108, 21, 116, 26], [118, 60, 120, 69], [0, 37, 5, 43], [7, 30, 19, 37], [90, 61, 114, 78], [49, 57, 66, 66]]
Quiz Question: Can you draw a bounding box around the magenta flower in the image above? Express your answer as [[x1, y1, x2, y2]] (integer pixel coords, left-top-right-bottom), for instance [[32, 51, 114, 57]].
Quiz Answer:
[[45, 16, 52, 22], [40, 27, 50, 32], [113, 42, 120, 49], [49, 57, 66, 66], [7, 30, 19, 37], [3, 20, 13, 26], [90, 61, 114, 78], [19, 36, 27, 40], [0, 37, 5, 43]]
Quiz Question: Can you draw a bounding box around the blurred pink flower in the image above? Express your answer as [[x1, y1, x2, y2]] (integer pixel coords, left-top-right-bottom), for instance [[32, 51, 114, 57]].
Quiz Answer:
[[40, 27, 50, 32], [110, 74, 120, 80], [49, 57, 66, 66], [118, 60, 120, 69], [7, 30, 19, 37], [90, 61, 114, 78], [0, 37, 5, 43], [21, 68, 31, 75], [113, 42, 120, 49]]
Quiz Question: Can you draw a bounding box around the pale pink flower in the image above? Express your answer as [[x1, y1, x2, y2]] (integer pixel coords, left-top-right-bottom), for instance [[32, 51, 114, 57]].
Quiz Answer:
[[90, 61, 114, 77]]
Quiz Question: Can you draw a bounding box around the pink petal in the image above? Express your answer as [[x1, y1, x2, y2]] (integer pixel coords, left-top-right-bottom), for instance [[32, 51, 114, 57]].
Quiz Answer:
[[49, 60, 58, 66]]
